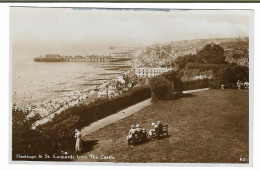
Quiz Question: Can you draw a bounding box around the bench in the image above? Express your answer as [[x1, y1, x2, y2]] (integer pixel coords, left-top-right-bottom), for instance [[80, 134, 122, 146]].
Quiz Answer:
[[158, 125, 168, 137], [150, 125, 168, 139], [160, 125, 168, 136]]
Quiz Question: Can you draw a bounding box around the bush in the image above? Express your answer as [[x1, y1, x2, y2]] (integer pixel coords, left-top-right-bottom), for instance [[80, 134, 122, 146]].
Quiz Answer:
[[209, 64, 249, 89], [12, 107, 51, 160], [149, 76, 173, 101], [209, 78, 222, 89]]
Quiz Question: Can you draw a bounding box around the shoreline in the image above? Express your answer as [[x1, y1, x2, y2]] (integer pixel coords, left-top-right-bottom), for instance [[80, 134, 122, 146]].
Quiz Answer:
[[13, 60, 133, 128], [30, 68, 133, 129]]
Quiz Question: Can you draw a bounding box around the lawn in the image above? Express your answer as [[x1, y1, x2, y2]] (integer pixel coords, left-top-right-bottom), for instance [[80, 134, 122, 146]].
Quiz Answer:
[[77, 89, 249, 163]]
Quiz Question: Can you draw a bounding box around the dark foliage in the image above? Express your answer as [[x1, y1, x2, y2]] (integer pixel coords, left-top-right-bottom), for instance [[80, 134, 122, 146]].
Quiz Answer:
[[175, 54, 197, 69], [197, 44, 226, 64], [209, 64, 249, 89], [12, 108, 51, 160], [186, 62, 227, 73], [174, 44, 226, 69], [12, 86, 151, 160], [149, 76, 173, 101], [181, 79, 209, 91]]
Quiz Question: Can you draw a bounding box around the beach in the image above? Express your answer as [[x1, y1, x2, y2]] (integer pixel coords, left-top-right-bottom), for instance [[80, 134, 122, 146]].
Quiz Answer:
[[12, 58, 132, 124]]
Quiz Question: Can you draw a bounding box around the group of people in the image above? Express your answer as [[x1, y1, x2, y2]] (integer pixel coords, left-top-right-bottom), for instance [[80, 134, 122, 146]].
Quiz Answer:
[[237, 80, 249, 90], [126, 121, 164, 145], [74, 121, 165, 152]]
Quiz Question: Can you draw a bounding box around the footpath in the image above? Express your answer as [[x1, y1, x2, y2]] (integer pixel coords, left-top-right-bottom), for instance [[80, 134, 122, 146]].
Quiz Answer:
[[81, 88, 209, 140]]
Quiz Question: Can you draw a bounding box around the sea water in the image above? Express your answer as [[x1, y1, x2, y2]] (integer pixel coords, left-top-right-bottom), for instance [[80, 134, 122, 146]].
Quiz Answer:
[[12, 55, 131, 106]]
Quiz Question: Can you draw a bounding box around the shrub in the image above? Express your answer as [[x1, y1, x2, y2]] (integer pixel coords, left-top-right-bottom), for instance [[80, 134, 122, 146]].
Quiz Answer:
[[209, 78, 223, 89], [149, 76, 173, 101], [209, 64, 249, 89], [12, 108, 51, 160]]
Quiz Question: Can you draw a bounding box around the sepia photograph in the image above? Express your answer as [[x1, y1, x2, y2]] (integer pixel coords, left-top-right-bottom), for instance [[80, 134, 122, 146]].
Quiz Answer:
[[10, 7, 252, 164]]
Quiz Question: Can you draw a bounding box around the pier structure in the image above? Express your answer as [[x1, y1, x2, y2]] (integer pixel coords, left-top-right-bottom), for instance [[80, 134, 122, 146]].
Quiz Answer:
[[34, 54, 130, 62]]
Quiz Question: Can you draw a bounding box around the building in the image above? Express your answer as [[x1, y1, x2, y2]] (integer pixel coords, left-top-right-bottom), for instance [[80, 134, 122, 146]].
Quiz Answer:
[[134, 67, 173, 77], [108, 82, 117, 90]]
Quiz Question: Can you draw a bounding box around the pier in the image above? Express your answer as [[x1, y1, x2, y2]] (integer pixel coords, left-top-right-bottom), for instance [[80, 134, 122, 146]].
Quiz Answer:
[[34, 55, 131, 62]]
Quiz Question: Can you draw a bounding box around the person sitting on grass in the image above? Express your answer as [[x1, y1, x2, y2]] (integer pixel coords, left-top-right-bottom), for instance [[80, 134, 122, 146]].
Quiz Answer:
[[135, 124, 143, 139], [141, 128, 148, 140], [136, 124, 142, 132], [126, 125, 136, 145], [128, 125, 136, 135], [148, 122, 159, 139], [157, 121, 163, 134]]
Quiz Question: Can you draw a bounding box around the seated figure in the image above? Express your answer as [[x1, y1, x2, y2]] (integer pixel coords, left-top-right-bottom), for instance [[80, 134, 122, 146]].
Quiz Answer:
[[157, 121, 163, 134], [135, 124, 143, 139], [148, 122, 158, 139], [141, 128, 148, 140], [128, 125, 136, 135], [126, 125, 136, 145]]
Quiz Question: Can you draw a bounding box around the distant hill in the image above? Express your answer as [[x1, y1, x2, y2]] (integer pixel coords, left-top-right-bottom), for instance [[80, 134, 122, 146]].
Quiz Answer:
[[133, 37, 249, 68]]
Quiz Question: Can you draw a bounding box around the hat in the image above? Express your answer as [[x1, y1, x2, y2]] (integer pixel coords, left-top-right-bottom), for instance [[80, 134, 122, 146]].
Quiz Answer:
[[142, 128, 146, 131], [152, 122, 155, 126], [75, 129, 79, 133], [157, 121, 161, 124], [136, 124, 140, 128], [131, 125, 134, 128]]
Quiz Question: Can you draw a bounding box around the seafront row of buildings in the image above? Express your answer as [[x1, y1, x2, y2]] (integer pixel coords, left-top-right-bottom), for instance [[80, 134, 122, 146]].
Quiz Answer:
[[134, 67, 173, 77], [97, 67, 174, 99]]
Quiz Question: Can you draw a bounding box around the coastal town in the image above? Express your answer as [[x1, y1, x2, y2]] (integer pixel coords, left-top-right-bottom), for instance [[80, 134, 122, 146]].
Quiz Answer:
[[12, 37, 249, 129], [10, 7, 252, 164], [12, 36, 250, 163]]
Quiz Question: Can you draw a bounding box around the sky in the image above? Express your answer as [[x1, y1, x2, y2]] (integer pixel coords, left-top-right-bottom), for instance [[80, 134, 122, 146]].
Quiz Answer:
[[10, 7, 252, 59]]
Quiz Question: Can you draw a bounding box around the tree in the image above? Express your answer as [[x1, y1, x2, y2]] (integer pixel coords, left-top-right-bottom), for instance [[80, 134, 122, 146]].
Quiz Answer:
[[161, 70, 184, 92], [221, 65, 249, 85], [197, 44, 226, 64], [175, 54, 196, 69], [149, 76, 173, 101], [210, 64, 249, 88]]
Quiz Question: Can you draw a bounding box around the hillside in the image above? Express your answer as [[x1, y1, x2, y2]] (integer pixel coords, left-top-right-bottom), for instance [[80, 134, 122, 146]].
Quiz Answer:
[[133, 37, 249, 68]]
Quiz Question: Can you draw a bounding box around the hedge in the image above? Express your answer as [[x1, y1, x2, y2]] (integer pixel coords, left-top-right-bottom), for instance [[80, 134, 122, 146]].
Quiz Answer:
[[186, 62, 226, 72], [77, 86, 151, 127], [181, 79, 209, 91]]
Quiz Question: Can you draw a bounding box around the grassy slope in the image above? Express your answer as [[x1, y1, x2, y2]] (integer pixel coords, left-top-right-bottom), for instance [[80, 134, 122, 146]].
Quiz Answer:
[[79, 89, 249, 163]]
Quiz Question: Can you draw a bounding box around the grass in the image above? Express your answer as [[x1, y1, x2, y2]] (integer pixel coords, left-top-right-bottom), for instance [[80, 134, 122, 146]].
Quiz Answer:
[[77, 89, 249, 163]]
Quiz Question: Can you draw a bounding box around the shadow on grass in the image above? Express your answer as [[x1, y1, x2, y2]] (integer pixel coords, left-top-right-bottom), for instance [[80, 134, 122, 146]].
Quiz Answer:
[[80, 140, 99, 153], [132, 135, 171, 146], [173, 92, 194, 100], [157, 134, 171, 140]]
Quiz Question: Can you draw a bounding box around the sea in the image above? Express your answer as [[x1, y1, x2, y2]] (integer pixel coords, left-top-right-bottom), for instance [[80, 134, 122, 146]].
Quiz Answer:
[[12, 53, 132, 107]]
